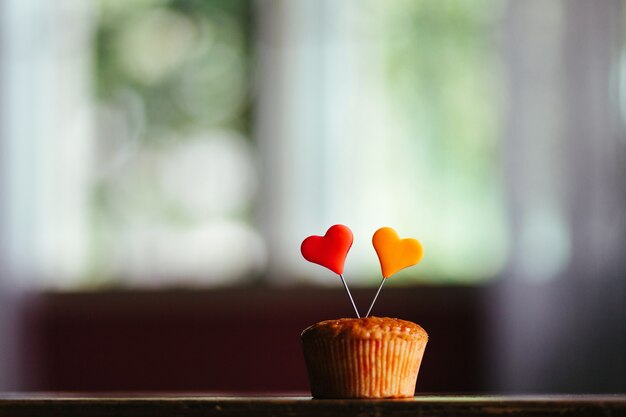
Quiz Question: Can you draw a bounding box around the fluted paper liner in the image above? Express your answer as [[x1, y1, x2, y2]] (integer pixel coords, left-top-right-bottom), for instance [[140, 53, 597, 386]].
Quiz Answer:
[[301, 317, 427, 398]]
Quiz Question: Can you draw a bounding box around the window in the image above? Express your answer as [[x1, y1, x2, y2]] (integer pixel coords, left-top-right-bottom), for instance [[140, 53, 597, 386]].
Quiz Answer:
[[1, 0, 507, 288], [90, 0, 261, 286], [257, 0, 506, 284]]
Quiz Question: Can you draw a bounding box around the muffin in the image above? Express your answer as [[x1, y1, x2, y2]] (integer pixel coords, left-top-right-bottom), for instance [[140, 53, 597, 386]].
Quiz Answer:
[[301, 317, 428, 398]]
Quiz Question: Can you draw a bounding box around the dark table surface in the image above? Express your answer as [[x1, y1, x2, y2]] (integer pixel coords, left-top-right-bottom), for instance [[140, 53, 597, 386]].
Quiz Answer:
[[0, 393, 625, 417]]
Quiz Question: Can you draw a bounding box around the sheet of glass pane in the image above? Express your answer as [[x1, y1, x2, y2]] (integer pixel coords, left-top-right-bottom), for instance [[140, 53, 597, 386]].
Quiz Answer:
[[257, 0, 507, 285]]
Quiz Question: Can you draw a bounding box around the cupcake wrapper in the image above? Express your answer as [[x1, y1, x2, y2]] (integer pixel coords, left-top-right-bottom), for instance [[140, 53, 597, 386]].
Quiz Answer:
[[302, 336, 427, 398]]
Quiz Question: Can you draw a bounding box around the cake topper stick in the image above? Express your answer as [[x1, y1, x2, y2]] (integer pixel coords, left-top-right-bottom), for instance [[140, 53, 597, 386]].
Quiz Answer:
[[301, 224, 361, 318], [365, 277, 385, 318], [366, 227, 424, 317], [340, 274, 361, 318]]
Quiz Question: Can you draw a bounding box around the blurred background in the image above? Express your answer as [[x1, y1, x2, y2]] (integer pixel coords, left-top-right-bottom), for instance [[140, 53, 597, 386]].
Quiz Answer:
[[0, 0, 624, 393]]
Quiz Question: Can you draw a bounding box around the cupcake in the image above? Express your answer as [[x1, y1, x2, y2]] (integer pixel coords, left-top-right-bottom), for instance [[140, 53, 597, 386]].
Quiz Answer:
[[301, 316, 428, 398]]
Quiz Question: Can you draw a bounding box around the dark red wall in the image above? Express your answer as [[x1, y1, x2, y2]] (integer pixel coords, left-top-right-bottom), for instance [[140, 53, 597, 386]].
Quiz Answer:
[[21, 286, 488, 393]]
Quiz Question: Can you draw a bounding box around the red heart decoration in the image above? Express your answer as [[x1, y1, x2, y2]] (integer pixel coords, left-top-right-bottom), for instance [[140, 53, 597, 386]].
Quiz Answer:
[[301, 224, 353, 275]]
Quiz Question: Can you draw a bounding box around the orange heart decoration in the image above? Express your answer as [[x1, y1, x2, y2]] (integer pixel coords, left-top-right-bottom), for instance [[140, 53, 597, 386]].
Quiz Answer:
[[372, 227, 423, 278]]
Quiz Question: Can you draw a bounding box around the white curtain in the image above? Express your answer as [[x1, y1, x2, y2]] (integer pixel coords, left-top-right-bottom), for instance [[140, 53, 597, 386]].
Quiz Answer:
[[493, 0, 626, 392], [0, 0, 94, 288], [0, 0, 94, 388]]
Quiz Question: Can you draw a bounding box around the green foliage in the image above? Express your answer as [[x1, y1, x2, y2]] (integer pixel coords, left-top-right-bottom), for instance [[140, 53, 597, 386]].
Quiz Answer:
[[94, 0, 252, 142]]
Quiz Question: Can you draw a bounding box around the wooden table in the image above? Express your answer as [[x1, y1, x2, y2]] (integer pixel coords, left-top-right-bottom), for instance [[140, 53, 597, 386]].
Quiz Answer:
[[0, 394, 624, 416]]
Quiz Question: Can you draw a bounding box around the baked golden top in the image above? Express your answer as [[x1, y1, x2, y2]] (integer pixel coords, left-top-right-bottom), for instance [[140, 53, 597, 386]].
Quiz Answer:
[[301, 317, 428, 342]]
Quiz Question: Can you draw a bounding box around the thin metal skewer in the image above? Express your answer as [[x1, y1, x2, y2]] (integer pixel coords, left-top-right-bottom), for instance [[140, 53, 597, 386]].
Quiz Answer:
[[365, 277, 386, 318], [339, 274, 360, 318]]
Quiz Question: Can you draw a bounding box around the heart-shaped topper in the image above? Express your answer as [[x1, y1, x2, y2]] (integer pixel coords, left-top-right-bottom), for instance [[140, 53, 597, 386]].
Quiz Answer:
[[372, 227, 423, 278], [301, 224, 353, 275]]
